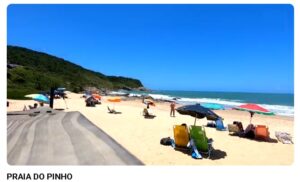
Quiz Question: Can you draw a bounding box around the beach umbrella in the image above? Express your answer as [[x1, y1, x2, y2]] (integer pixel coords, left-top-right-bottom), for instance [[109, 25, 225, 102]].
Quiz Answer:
[[234, 103, 274, 123], [25, 94, 40, 98], [107, 97, 121, 102], [107, 97, 121, 109], [176, 104, 220, 125], [56, 87, 66, 91], [92, 94, 101, 100], [202, 103, 225, 110], [144, 99, 156, 106], [32, 94, 50, 104]]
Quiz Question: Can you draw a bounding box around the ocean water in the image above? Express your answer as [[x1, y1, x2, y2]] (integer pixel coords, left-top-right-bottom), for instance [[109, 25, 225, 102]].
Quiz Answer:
[[127, 90, 294, 117]]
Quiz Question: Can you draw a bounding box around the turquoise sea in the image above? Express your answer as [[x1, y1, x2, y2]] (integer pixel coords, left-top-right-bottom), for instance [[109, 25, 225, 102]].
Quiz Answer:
[[127, 90, 294, 117]]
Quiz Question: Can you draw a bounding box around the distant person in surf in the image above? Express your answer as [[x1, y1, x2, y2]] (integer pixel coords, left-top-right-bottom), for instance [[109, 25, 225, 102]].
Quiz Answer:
[[170, 101, 176, 117]]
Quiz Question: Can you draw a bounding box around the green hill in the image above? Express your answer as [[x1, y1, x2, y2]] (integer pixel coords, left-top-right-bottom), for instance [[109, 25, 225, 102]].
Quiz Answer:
[[7, 46, 143, 99]]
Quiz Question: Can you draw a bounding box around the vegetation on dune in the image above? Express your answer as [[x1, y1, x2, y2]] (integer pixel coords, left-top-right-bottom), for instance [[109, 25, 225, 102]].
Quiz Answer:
[[7, 46, 144, 99]]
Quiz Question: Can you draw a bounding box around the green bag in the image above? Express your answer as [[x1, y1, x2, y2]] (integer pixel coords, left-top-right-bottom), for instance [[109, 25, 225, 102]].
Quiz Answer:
[[189, 125, 208, 152]]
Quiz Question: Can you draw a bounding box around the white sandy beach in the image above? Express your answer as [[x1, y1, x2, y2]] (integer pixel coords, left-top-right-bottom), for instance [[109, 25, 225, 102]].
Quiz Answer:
[[7, 93, 294, 165]]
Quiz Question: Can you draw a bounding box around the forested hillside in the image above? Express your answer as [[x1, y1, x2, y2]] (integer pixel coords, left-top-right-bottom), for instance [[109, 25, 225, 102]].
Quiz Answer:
[[7, 46, 143, 99]]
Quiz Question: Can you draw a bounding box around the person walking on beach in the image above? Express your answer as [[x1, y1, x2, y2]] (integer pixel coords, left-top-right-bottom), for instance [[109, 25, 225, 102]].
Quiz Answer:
[[170, 101, 176, 117]]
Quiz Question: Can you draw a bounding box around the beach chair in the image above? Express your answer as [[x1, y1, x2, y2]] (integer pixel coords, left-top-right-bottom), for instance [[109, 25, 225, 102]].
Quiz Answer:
[[189, 125, 213, 158], [275, 131, 293, 144], [173, 124, 190, 148], [228, 121, 244, 136], [233, 121, 244, 132], [255, 125, 270, 140], [228, 124, 240, 133], [107, 106, 121, 114], [215, 118, 227, 131]]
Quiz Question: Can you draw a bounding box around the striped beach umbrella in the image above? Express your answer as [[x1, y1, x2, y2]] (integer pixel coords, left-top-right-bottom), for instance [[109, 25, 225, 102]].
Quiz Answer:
[[234, 103, 274, 123]]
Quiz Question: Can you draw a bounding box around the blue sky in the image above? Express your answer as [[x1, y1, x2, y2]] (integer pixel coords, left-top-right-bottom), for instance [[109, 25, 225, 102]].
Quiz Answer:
[[7, 4, 294, 93]]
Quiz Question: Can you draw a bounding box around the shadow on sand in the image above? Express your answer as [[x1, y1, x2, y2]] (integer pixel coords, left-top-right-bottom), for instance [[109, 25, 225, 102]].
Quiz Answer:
[[229, 133, 278, 143], [174, 147, 227, 160]]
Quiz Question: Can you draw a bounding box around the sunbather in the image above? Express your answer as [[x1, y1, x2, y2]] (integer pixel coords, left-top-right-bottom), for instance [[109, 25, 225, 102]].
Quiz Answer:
[[107, 106, 121, 114], [28, 103, 38, 110], [143, 108, 156, 118], [241, 124, 256, 139]]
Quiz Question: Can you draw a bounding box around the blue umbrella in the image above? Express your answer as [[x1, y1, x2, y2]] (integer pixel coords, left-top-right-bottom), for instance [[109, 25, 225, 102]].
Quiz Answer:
[[33, 94, 49, 104], [202, 103, 225, 110]]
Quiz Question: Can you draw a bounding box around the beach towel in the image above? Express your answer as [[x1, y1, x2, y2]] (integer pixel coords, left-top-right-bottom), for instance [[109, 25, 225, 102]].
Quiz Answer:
[[190, 139, 202, 159], [275, 131, 293, 144]]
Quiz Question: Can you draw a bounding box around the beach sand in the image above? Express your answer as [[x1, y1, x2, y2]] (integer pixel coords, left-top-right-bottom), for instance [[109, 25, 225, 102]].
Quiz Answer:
[[7, 93, 294, 165]]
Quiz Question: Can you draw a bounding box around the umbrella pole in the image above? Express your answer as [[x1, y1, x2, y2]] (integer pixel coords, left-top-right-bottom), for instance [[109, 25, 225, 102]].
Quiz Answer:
[[249, 111, 254, 124]]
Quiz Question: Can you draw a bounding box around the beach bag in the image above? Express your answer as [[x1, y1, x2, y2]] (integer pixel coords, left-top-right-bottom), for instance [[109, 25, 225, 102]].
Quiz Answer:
[[160, 137, 172, 146]]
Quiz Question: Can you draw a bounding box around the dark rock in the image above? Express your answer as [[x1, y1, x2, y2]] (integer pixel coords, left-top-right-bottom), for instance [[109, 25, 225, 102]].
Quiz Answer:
[[7, 64, 20, 69], [135, 87, 151, 92], [122, 86, 132, 91]]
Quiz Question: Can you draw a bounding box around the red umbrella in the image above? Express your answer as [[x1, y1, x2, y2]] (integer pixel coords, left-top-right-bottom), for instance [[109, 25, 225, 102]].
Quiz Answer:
[[92, 94, 101, 100], [234, 103, 274, 123], [144, 99, 156, 106]]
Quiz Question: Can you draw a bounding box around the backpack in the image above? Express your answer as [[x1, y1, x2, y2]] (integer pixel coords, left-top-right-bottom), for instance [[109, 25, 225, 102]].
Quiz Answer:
[[160, 137, 172, 146]]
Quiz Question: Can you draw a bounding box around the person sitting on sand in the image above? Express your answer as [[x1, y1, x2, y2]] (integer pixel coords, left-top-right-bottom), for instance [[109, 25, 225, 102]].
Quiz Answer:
[[142, 107, 152, 117], [28, 103, 38, 110], [143, 107, 156, 119], [143, 108, 149, 116], [242, 124, 256, 139]]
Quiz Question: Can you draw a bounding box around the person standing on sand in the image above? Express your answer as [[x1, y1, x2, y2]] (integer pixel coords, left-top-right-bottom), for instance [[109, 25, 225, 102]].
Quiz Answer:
[[170, 101, 176, 117]]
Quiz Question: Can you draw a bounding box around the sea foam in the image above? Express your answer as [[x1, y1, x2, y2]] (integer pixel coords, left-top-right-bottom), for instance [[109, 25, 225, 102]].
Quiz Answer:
[[142, 93, 294, 117]]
